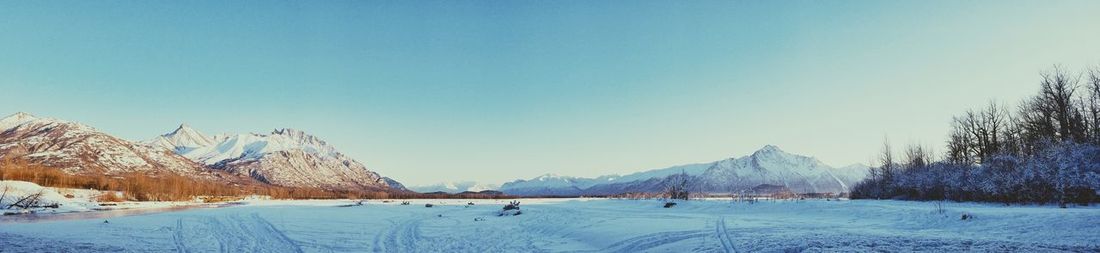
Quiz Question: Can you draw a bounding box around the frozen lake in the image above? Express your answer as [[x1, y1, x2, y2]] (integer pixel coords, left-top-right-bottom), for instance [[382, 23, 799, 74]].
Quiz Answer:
[[1, 199, 1097, 252]]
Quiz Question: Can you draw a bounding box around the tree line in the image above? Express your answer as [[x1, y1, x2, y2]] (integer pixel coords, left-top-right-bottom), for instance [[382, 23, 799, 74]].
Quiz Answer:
[[0, 158, 511, 201], [852, 66, 1100, 207]]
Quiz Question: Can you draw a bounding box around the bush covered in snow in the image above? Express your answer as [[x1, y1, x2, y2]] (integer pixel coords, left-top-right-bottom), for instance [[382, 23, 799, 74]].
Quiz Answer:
[[499, 200, 522, 216]]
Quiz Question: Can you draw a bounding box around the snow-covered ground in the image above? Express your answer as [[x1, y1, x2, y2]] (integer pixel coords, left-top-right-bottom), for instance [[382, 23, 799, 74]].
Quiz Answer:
[[1, 198, 1098, 252], [0, 181, 229, 218]]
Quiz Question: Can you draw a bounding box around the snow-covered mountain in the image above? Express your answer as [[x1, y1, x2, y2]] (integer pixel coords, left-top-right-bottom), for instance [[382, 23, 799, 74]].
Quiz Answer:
[[408, 181, 499, 194], [146, 124, 216, 154], [146, 126, 396, 191], [695, 145, 863, 194], [0, 112, 404, 193], [499, 162, 713, 196], [501, 145, 869, 196], [0, 113, 239, 182]]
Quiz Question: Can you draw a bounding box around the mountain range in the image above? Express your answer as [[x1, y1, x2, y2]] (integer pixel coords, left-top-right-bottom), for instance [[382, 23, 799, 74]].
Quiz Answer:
[[500, 145, 868, 196], [2, 112, 868, 198], [0, 113, 229, 181], [0, 112, 405, 192], [407, 181, 500, 194]]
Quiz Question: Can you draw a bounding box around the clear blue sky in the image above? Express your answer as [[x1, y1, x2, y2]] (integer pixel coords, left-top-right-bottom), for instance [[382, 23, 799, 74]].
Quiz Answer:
[[2, 1, 1099, 186]]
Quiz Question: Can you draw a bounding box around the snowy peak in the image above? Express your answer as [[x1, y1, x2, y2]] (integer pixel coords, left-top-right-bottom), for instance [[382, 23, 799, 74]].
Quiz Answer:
[[0, 112, 40, 131], [268, 128, 338, 156], [145, 124, 216, 154], [745, 145, 827, 167], [754, 144, 784, 155], [699, 145, 854, 194], [272, 128, 308, 140], [0, 112, 95, 134], [2, 112, 37, 122], [169, 124, 197, 136], [749, 145, 801, 160]]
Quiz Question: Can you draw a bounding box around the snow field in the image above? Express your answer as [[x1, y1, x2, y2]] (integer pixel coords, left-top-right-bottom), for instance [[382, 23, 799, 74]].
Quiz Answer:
[[1, 198, 1097, 252]]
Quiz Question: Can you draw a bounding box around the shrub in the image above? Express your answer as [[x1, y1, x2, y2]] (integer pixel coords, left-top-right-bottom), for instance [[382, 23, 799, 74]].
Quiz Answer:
[[95, 192, 125, 203], [499, 200, 522, 216], [503, 200, 520, 211]]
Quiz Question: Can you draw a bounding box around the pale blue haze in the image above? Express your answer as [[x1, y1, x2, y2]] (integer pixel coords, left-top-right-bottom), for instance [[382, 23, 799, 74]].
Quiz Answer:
[[2, 1, 1099, 185]]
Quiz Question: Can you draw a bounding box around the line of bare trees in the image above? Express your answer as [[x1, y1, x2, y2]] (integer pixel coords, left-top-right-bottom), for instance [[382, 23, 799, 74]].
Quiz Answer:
[[853, 66, 1100, 207]]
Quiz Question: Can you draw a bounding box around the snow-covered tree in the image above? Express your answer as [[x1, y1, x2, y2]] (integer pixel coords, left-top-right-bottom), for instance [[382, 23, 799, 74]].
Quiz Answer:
[[853, 65, 1100, 205]]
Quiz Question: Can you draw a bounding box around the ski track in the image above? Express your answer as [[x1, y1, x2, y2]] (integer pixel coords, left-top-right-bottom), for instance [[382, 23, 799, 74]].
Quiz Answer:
[[172, 213, 302, 253], [371, 207, 555, 253], [172, 218, 189, 253], [595, 230, 710, 253], [374, 214, 423, 253], [250, 213, 305, 253], [715, 216, 737, 253]]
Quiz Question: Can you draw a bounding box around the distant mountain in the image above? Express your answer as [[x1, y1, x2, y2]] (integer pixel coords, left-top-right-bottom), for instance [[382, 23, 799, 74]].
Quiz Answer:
[[146, 124, 216, 154], [497, 174, 591, 196], [0, 113, 245, 183], [694, 145, 864, 194], [382, 177, 408, 191], [501, 145, 868, 196], [146, 126, 397, 191], [409, 181, 498, 194], [499, 162, 712, 196]]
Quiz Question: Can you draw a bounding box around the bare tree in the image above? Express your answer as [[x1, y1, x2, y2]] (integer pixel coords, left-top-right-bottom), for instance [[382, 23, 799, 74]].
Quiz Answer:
[[5, 190, 45, 209], [663, 170, 691, 201], [1083, 66, 1100, 145], [903, 144, 932, 169], [879, 137, 896, 184], [1036, 66, 1084, 143], [0, 186, 8, 208], [947, 120, 973, 164], [951, 102, 1012, 164]]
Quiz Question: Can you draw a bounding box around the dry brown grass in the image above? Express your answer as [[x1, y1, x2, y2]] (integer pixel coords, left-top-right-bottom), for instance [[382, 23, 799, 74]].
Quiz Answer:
[[199, 196, 244, 203], [1, 158, 251, 201], [95, 192, 126, 202], [1, 157, 512, 201]]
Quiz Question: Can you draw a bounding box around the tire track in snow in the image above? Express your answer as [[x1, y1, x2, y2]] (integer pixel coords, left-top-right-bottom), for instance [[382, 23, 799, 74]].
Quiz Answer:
[[715, 216, 738, 253], [370, 219, 397, 252], [391, 219, 417, 253], [575, 230, 708, 253], [204, 216, 235, 253], [173, 218, 190, 253], [228, 213, 300, 252], [375, 214, 423, 253], [250, 213, 304, 253], [172, 213, 302, 253]]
